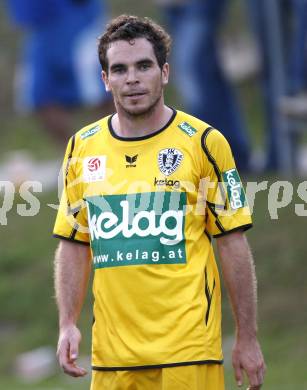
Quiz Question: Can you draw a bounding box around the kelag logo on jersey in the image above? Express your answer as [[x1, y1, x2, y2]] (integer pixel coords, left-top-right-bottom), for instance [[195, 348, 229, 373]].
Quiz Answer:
[[222, 168, 246, 210], [86, 192, 187, 268], [154, 177, 180, 189], [80, 125, 100, 140], [158, 148, 183, 176], [178, 122, 197, 137]]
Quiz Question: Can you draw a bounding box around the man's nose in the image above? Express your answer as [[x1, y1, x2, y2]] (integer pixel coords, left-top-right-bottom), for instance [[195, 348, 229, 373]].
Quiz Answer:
[[126, 67, 139, 84]]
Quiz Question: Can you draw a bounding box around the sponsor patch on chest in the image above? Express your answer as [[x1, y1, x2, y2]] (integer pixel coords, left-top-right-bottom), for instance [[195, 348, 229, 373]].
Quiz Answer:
[[86, 192, 187, 268], [83, 156, 106, 183]]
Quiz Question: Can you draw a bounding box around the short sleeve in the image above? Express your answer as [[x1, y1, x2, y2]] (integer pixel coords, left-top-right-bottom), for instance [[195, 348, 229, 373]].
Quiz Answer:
[[200, 128, 252, 237], [53, 136, 90, 245]]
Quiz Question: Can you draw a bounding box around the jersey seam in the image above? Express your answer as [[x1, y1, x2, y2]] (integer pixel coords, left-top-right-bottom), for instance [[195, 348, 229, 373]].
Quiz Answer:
[[69, 210, 80, 240], [64, 135, 76, 197], [204, 267, 215, 325], [207, 202, 226, 234], [92, 359, 224, 371], [200, 128, 227, 205], [213, 223, 253, 238], [206, 200, 225, 210], [53, 234, 90, 246], [108, 107, 177, 141], [204, 229, 212, 242]]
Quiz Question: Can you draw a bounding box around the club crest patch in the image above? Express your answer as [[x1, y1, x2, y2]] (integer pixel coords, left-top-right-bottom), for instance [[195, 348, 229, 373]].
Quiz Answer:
[[158, 148, 184, 176]]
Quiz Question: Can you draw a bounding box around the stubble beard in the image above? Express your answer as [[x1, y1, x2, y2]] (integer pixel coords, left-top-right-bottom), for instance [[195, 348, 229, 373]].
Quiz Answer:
[[116, 85, 163, 120]]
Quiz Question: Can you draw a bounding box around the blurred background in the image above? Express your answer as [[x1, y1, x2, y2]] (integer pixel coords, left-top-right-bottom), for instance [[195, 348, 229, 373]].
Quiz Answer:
[[0, 0, 307, 389]]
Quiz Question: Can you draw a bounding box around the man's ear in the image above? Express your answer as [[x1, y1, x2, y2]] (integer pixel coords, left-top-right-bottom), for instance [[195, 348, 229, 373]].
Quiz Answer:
[[101, 71, 111, 92], [161, 63, 169, 86]]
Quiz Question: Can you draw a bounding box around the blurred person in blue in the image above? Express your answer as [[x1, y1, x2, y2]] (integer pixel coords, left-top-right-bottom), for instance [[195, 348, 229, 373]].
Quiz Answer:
[[288, 0, 307, 95], [246, 0, 307, 170], [157, 0, 251, 172], [280, 0, 307, 120], [6, 0, 113, 146]]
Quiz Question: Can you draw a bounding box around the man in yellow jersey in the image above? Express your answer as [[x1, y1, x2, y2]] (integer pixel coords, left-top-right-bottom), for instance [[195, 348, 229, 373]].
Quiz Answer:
[[53, 15, 266, 390]]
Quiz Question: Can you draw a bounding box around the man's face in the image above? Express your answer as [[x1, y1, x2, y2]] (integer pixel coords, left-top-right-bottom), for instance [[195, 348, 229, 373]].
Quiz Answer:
[[102, 38, 169, 116]]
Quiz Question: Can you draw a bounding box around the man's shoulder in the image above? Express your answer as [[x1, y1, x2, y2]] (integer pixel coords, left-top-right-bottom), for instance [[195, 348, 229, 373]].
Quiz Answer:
[[173, 109, 231, 158], [73, 115, 111, 143], [63, 115, 111, 158], [174, 109, 219, 142]]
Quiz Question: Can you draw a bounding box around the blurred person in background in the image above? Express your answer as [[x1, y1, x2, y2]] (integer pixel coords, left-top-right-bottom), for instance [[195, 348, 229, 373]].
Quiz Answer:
[[280, 0, 307, 119], [246, 0, 307, 170], [6, 0, 113, 146], [287, 0, 307, 96], [156, 0, 251, 172]]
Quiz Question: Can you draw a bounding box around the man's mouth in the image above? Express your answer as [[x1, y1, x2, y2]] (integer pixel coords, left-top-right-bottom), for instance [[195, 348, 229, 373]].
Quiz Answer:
[[125, 92, 147, 97]]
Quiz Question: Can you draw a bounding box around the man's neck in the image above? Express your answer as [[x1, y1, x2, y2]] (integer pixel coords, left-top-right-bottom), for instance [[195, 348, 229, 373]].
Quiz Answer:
[[112, 102, 173, 138]]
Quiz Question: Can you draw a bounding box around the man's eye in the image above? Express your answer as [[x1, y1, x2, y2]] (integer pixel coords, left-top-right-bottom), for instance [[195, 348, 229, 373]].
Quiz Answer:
[[113, 67, 125, 73], [140, 63, 150, 70]]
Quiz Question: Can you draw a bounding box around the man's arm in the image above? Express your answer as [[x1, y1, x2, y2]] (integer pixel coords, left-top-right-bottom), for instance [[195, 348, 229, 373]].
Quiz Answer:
[[216, 231, 266, 389], [54, 239, 91, 377]]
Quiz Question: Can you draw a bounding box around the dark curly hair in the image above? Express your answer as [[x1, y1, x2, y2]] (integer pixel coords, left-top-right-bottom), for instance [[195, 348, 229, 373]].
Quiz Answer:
[[98, 15, 172, 73]]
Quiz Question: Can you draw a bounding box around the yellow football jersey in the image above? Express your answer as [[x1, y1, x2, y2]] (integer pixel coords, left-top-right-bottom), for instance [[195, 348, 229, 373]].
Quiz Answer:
[[53, 108, 252, 370]]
